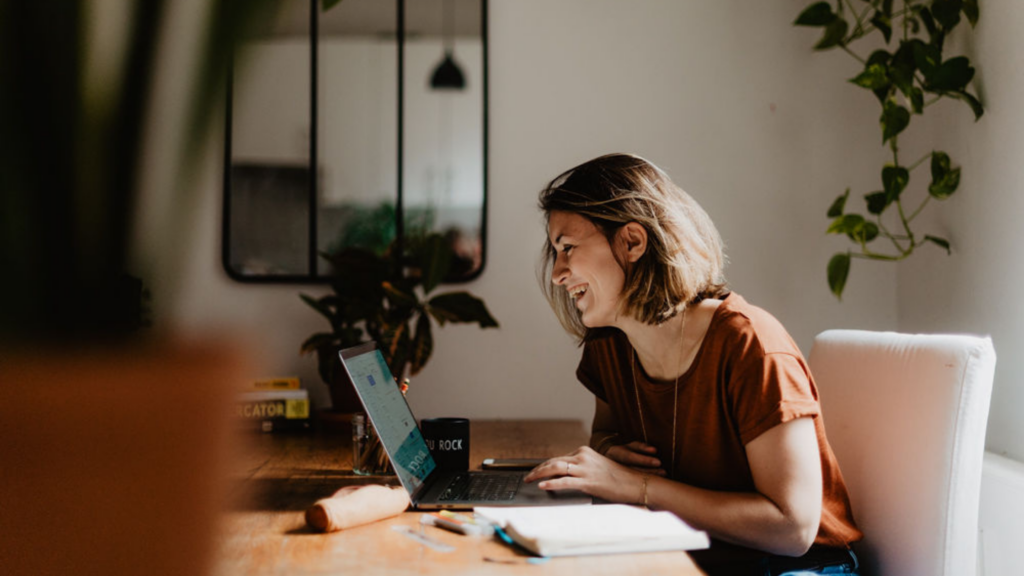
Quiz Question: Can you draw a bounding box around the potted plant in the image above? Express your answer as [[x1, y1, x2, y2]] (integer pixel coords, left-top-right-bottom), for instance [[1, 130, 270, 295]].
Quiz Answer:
[[300, 232, 499, 414]]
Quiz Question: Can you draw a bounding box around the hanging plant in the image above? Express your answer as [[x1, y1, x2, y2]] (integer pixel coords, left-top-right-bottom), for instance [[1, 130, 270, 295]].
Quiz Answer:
[[795, 0, 983, 299]]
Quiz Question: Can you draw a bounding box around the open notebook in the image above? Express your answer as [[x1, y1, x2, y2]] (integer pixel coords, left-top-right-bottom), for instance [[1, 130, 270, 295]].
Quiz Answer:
[[475, 504, 710, 557]]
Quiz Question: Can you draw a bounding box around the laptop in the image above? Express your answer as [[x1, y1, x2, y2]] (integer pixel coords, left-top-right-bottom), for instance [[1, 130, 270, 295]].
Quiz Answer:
[[339, 342, 592, 510]]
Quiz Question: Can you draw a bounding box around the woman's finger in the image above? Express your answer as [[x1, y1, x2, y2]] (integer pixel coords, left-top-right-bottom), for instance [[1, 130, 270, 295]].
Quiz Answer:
[[623, 441, 658, 454], [537, 475, 587, 493], [524, 457, 571, 482]]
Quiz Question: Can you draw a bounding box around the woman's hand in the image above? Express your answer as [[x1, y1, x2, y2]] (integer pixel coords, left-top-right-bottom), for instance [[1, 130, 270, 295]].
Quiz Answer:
[[604, 441, 667, 477], [523, 446, 651, 504]]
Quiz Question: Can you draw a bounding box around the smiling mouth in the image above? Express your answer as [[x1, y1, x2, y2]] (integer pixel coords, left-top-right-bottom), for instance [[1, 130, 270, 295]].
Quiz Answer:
[[568, 285, 588, 300]]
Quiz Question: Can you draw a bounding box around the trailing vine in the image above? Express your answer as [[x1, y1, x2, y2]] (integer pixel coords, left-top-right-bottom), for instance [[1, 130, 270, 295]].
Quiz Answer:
[[795, 0, 983, 299]]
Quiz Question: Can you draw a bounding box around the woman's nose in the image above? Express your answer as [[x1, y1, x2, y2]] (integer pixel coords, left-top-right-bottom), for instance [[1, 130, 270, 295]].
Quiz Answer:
[[551, 255, 569, 285]]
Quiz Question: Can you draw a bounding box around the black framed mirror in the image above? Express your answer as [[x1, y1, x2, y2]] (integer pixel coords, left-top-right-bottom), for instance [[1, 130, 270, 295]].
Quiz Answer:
[[223, 0, 487, 282]]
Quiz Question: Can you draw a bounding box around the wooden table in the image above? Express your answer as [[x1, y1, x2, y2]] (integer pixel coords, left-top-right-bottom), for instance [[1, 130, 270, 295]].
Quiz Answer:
[[214, 419, 704, 575]]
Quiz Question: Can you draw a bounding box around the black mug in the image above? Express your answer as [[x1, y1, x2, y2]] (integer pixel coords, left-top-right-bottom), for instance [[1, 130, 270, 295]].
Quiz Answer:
[[420, 417, 470, 472]]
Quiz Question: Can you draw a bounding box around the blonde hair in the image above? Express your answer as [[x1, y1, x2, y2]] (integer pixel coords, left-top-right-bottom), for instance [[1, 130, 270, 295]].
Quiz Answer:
[[538, 153, 728, 342]]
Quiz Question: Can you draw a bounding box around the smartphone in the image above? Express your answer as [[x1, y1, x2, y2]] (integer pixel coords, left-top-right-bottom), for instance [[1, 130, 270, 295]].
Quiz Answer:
[[481, 458, 547, 470]]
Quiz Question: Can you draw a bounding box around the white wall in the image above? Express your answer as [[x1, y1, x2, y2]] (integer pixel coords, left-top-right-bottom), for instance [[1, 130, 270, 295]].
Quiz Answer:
[[896, 0, 1024, 464], [160, 0, 898, 425]]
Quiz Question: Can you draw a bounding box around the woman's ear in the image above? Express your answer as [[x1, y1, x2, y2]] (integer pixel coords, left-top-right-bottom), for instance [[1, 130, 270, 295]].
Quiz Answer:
[[617, 222, 648, 263]]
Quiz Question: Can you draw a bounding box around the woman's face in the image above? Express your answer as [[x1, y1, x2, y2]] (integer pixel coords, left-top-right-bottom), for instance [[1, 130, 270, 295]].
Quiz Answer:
[[547, 211, 627, 328]]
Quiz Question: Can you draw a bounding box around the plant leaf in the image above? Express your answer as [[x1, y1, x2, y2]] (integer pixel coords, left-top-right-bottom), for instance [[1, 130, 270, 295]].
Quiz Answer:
[[882, 165, 910, 203], [827, 188, 850, 218], [795, 2, 836, 26], [409, 312, 433, 375], [827, 214, 865, 235], [815, 17, 849, 50], [850, 63, 890, 90], [931, 0, 963, 30], [926, 56, 975, 92], [380, 320, 410, 379], [870, 11, 892, 43], [924, 235, 952, 254], [382, 280, 419, 308], [909, 87, 924, 114], [962, 0, 979, 27], [417, 233, 454, 295], [428, 292, 499, 327], [865, 191, 888, 215], [912, 40, 941, 78], [951, 90, 984, 120], [322, 0, 344, 11], [828, 253, 851, 300], [300, 293, 336, 323], [880, 100, 910, 143], [851, 221, 880, 244], [931, 151, 952, 182], [929, 167, 961, 199]]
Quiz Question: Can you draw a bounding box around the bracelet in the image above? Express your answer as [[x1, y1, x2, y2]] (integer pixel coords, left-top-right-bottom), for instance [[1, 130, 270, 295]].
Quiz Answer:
[[640, 475, 649, 507]]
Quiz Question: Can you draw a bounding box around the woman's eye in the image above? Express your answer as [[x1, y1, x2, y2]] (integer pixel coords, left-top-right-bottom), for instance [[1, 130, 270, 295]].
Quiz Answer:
[[562, 245, 574, 254]]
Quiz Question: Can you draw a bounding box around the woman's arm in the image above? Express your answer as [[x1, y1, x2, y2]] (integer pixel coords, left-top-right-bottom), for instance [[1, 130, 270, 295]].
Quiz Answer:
[[525, 416, 822, 557], [590, 397, 665, 475]]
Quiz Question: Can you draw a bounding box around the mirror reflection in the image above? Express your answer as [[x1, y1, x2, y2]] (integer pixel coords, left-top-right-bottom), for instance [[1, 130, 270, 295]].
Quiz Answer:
[[224, 0, 487, 282]]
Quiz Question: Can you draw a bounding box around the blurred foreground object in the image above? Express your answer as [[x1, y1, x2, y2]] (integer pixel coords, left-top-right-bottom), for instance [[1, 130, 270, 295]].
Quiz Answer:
[[0, 342, 248, 576]]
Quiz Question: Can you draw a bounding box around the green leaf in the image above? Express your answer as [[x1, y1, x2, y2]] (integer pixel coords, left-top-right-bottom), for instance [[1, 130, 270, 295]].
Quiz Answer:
[[382, 280, 419, 309], [380, 320, 410, 379], [924, 235, 952, 255], [416, 233, 454, 295], [881, 0, 894, 19], [912, 40, 941, 78], [880, 101, 910, 143], [815, 17, 849, 50], [321, 0, 344, 11], [918, 6, 941, 45], [931, 151, 951, 182], [865, 191, 888, 215], [300, 294, 336, 323], [828, 253, 852, 300], [827, 188, 850, 218], [795, 2, 836, 26], [409, 313, 433, 375], [931, 0, 963, 30], [850, 63, 890, 90], [827, 214, 865, 235], [926, 57, 975, 92], [889, 42, 917, 96], [882, 165, 910, 203], [851, 221, 880, 244], [929, 167, 961, 199], [866, 50, 891, 68], [870, 11, 892, 43], [428, 292, 500, 328], [951, 90, 984, 120], [909, 87, 924, 114], [962, 0, 979, 27]]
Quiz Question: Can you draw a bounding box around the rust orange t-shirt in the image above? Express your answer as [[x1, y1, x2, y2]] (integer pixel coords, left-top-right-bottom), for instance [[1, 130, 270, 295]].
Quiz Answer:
[[576, 293, 861, 553]]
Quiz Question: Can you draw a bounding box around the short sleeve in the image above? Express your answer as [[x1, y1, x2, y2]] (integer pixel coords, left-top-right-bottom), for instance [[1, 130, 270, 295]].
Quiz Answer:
[[730, 352, 820, 445], [575, 340, 608, 402]]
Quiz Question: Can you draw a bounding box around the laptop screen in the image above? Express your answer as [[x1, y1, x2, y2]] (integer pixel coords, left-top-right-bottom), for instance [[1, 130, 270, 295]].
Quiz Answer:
[[340, 344, 437, 495]]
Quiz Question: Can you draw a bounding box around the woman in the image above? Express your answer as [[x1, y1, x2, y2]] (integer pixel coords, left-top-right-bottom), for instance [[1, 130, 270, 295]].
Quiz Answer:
[[525, 154, 862, 575]]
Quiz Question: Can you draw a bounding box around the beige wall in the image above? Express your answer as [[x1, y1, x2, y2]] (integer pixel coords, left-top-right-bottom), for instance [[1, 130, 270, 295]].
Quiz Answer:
[[896, 0, 1024, 463], [148, 0, 899, 425]]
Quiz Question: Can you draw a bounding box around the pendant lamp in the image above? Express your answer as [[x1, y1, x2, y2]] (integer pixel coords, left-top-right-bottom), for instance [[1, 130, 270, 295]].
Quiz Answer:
[[429, 0, 465, 90]]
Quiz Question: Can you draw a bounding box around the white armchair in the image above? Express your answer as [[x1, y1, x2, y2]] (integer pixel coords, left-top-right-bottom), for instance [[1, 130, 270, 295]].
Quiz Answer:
[[809, 330, 996, 576]]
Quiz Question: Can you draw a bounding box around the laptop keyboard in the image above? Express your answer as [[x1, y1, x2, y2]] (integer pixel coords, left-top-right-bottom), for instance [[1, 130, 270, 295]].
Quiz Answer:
[[438, 472, 521, 502]]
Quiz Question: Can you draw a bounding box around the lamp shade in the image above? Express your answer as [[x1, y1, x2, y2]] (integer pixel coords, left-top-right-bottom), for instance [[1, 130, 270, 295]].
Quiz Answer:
[[430, 51, 465, 90]]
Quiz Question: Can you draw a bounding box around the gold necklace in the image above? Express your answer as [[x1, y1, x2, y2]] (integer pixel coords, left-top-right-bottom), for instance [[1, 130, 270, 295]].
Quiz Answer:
[[630, 308, 687, 475]]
